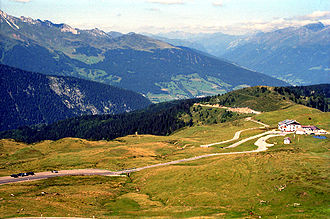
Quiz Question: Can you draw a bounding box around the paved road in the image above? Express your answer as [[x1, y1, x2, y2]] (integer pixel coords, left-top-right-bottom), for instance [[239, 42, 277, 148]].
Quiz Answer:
[[224, 130, 275, 149], [0, 122, 285, 185], [253, 134, 283, 152], [201, 117, 269, 148], [200, 128, 256, 147], [0, 169, 115, 185]]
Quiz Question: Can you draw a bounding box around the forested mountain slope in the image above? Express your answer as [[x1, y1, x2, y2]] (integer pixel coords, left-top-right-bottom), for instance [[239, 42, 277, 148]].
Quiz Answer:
[[0, 64, 151, 131], [2, 85, 328, 143]]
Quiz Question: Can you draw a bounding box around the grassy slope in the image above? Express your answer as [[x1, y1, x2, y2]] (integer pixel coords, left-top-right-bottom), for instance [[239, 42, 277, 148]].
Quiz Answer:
[[207, 86, 294, 112], [0, 119, 260, 177], [254, 104, 330, 129], [132, 133, 329, 218], [0, 105, 329, 218]]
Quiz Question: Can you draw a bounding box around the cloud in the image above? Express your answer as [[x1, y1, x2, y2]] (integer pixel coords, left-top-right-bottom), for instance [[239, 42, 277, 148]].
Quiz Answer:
[[146, 0, 185, 5], [74, 8, 330, 35], [227, 11, 330, 34], [160, 10, 330, 35], [213, 0, 232, 7], [10, 0, 31, 2], [283, 11, 329, 22], [212, 1, 224, 7], [283, 10, 330, 26], [147, 8, 161, 12], [306, 11, 330, 19]]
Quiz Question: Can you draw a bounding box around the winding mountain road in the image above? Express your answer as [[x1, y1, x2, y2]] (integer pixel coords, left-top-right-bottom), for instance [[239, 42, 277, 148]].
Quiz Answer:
[[200, 128, 256, 147], [201, 117, 270, 147], [0, 120, 285, 185]]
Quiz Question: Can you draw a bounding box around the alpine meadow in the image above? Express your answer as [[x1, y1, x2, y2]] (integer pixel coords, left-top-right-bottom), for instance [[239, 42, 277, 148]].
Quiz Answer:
[[0, 0, 329, 218]]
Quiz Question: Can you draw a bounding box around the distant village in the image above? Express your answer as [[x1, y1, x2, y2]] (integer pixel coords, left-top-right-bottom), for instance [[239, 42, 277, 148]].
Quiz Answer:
[[278, 119, 328, 135]]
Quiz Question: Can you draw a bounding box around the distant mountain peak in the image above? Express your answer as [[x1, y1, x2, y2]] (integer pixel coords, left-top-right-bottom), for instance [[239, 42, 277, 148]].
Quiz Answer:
[[0, 10, 20, 30], [0, 10, 8, 18], [37, 19, 55, 27], [303, 22, 325, 31], [83, 28, 110, 37], [113, 32, 177, 50], [20, 16, 38, 25], [34, 19, 78, 34], [107, 31, 123, 38], [13, 13, 79, 35], [91, 28, 107, 35], [59, 24, 78, 34]]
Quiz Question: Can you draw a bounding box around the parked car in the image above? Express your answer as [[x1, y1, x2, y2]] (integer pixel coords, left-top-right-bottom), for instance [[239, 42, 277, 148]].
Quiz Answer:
[[10, 174, 18, 178], [26, 172, 35, 176], [17, 173, 24, 177], [51, 170, 58, 173]]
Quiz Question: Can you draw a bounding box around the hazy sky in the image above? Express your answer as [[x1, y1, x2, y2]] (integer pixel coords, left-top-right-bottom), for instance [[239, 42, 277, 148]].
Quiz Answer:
[[2, 0, 330, 34]]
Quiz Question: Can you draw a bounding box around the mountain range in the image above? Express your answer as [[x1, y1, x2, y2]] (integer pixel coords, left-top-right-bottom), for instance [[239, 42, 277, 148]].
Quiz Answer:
[[147, 31, 241, 57], [0, 10, 288, 102], [153, 23, 330, 86], [0, 64, 151, 131], [224, 22, 330, 85]]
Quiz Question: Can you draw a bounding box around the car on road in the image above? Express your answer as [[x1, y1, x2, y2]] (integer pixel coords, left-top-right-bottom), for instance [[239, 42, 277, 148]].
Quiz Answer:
[[10, 172, 35, 177]]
